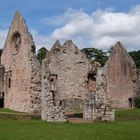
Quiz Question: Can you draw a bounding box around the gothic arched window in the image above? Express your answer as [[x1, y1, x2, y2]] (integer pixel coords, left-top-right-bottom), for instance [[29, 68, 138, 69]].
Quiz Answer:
[[11, 32, 21, 54]]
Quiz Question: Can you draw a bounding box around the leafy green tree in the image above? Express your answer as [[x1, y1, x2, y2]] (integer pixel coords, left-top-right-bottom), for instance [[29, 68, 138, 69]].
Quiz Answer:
[[82, 47, 140, 68], [37, 47, 49, 62], [108, 46, 114, 54], [81, 48, 108, 66], [129, 50, 140, 68]]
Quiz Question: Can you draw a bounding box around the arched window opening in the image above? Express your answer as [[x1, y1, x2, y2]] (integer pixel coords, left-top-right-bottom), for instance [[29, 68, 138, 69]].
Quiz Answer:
[[12, 33, 21, 47], [12, 32, 21, 52]]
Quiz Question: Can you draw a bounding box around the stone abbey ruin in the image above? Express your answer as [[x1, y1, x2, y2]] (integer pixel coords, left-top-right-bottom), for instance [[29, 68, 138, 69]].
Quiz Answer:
[[0, 11, 140, 122]]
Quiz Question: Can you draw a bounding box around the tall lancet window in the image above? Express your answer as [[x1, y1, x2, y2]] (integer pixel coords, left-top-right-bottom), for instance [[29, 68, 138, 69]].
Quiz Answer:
[[11, 32, 21, 54]]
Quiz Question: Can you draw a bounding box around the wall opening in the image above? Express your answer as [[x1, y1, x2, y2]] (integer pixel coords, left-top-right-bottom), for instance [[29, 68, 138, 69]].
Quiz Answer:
[[50, 74, 57, 91], [12, 32, 21, 49], [63, 99, 84, 119], [9, 78, 11, 88], [52, 91, 56, 106], [128, 98, 132, 108], [49, 74, 58, 107], [0, 92, 4, 108], [87, 73, 96, 90], [88, 73, 96, 82]]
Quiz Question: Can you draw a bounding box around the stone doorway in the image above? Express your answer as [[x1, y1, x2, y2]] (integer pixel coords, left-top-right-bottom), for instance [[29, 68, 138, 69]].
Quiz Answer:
[[62, 99, 84, 120], [128, 98, 133, 108], [0, 92, 4, 108]]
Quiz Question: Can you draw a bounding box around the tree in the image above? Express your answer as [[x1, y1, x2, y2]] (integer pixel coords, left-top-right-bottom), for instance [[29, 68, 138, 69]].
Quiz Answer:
[[37, 47, 49, 62], [108, 46, 114, 54], [129, 50, 140, 68], [81, 48, 108, 66]]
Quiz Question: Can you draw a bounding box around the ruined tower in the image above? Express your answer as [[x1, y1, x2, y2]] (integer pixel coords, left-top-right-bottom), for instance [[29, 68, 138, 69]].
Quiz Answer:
[[1, 11, 42, 113], [104, 42, 137, 108]]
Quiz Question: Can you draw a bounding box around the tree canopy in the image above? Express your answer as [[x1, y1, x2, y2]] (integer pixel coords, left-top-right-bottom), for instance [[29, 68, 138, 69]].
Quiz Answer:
[[82, 48, 140, 68], [37, 47, 49, 62], [81, 48, 108, 66], [37, 47, 140, 68], [129, 50, 140, 68]]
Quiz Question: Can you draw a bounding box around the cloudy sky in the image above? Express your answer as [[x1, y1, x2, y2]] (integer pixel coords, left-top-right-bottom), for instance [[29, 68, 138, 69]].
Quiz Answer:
[[0, 0, 140, 51]]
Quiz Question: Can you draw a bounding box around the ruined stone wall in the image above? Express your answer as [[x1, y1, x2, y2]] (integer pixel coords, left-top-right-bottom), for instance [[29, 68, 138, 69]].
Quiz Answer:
[[41, 59, 66, 122], [42, 40, 114, 122], [0, 65, 5, 94], [83, 66, 115, 122], [41, 40, 90, 121], [0, 50, 4, 94], [136, 69, 140, 97], [30, 49, 42, 113], [45, 41, 90, 111], [104, 42, 137, 108], [1, 12, 41, 113]]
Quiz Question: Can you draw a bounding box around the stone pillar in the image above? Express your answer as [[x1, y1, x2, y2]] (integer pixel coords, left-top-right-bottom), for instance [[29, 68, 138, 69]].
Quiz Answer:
[[83, 91, 95, 120]]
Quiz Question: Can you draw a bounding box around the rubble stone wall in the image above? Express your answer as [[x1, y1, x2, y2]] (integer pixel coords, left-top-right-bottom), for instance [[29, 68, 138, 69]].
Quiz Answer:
[[46, 41, 90, 109]]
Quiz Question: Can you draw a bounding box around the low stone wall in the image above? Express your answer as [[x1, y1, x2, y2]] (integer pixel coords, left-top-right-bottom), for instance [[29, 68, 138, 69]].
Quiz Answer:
[[0, 112, 41, 120]]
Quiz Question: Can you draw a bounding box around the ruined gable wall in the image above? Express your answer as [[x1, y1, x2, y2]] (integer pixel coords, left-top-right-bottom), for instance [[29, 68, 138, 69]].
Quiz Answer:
[[42, 41, 90, 112], [49, 41, 89, 99], [1, 12, 41, 113], [104, 42, 137, 108]]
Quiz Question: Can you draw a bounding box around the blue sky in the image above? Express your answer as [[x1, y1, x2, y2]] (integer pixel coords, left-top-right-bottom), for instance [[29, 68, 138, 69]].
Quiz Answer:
[[0, 0, 140, 50]]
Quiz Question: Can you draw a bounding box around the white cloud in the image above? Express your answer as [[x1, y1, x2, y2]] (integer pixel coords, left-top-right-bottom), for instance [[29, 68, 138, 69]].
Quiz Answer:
[[1, 5, 140, 51], [49, 6, 140, 50], [30, 30, 52, 51], [0, 28, 54, 51], [0, 29, 8, 49]]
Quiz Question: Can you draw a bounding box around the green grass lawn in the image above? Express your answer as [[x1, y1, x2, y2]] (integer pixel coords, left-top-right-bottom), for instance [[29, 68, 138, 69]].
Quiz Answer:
[[116, 108, 140, 116], [0, 108, 23, 113], [116, 108, 140, 120], [0, 109, 140, 140], [0, 120, 140, 140]]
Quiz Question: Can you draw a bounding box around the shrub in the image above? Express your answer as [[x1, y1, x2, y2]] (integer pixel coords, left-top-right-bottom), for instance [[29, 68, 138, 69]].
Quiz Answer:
[[135, 98, 140, 108]]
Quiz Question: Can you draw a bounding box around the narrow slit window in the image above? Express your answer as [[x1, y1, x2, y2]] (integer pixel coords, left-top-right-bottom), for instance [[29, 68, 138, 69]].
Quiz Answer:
[[9, 78, 11, 88]]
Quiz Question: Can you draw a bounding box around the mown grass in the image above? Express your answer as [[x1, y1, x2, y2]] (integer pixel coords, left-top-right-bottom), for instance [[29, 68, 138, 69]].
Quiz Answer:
[[0, 108, 23, 113], [0, 120, 140, 140], [0, 109, 140, 140], [116, 108, 140, 120], [0, 108, 41, 120], [116, 108, 140, 116]]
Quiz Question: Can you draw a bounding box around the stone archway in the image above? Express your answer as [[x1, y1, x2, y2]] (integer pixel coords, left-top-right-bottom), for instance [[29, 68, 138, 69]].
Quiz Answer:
[[62, 98, 84, 119]]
